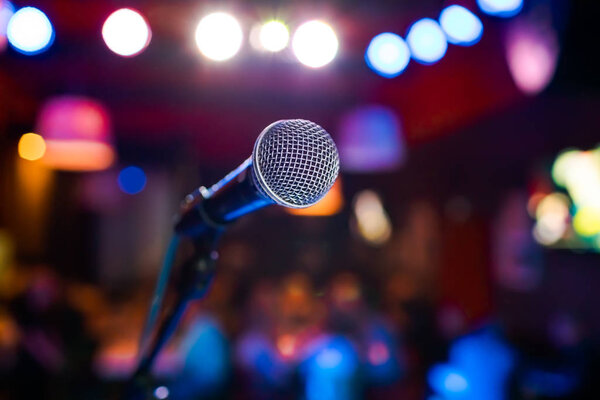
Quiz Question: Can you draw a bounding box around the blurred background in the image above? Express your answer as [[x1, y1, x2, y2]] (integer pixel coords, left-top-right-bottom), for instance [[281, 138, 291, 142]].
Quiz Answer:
[[1, 0, 600, 398]]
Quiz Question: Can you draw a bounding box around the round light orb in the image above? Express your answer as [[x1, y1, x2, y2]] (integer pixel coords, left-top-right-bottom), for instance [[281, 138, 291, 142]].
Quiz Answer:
[[102, 8, 151, 57], [477, 0, 523, 17], [573, 207, 600, 237], [428, 364, 470, 396], [7, 6, 54, 55], [365, 32, 410, 78], [439, 5, 483, 46], [195, 12, 243, 62], [154, 386, 169, 400], [18, 133, 46, 161], [292, 20, 338, 68], [259, 20, 289, 52], [118, 166, 147, 195], [552, 149, 579, 188], [505, 22, 559, 95], [406, 18, 447, 64]]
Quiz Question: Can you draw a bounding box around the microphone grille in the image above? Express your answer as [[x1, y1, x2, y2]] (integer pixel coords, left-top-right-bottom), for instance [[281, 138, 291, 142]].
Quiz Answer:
[[252, 119, 340, 208]]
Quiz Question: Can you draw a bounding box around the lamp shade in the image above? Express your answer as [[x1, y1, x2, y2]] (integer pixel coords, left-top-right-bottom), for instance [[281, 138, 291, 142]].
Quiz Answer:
[[36, 95, 115, 171]]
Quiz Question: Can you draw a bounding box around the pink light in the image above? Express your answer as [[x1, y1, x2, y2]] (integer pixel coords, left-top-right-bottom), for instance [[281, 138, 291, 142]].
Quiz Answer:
[[37, 96, 112, 143], [505, 20, 559, 95], [367, 341, 390, 365], [277, 334, 297, 359], [36, 96, 115, 171]]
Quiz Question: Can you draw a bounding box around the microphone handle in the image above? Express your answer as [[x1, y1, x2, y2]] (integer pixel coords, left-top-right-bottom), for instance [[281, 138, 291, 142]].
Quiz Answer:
[[175, 159, 271, 237]]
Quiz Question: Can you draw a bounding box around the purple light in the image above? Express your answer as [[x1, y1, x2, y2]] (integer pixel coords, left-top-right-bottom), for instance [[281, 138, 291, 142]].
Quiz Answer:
[[337, 105, 406, 173], [505, 20, 559, 95]]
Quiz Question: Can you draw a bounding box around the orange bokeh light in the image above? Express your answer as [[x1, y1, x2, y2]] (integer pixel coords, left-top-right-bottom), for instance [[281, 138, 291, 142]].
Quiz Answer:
[[287, 180, 344, 217], [18, 133, 46, 161], [41, 140, 115, 171]]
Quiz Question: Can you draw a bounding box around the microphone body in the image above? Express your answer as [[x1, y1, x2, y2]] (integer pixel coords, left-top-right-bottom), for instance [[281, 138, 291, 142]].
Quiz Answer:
[[174, 119, 340, 238], [175, 158, 271, 237]]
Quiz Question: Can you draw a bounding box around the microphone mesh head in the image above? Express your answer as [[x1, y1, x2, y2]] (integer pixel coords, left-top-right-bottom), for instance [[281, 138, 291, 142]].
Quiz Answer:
[[252, 119, 340, 208]]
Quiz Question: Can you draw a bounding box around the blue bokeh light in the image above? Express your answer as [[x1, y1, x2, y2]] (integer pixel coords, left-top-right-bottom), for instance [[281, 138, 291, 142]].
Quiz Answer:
[[171, 317, 230, 397], [428, 364, 469, 397], [118, 166, 147, 195], [153, 386, 169, 400], [477, 0, 523, 17], [406, 18, 447, 64], [429, 329, 516, 400], [302, 336, 360, 400], [365, 32, 410, 78], [439, 5, 483, 46], [7, 6, 54, 55]]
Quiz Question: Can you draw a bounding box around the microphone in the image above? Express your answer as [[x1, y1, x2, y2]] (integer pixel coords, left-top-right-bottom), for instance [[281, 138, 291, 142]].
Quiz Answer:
[[175, 119, 340, 237]]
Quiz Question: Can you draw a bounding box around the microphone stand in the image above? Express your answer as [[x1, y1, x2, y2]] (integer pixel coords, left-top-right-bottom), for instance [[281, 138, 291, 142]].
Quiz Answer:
[[126, 223, 222, 399]]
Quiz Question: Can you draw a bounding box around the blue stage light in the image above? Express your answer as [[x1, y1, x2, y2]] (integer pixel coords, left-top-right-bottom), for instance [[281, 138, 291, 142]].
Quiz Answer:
[[172, 317, 230, 397], [406, 18, 447, 64], [440, 5, 483, 46], [153, 386, 169, 399], [365, 33, 410, 78], [429, 330, 516, 400], [477, 0, 523, 17], [428, 364, 470, 398], [7, 6, 54, 54], [303, 336, 360, 400], [118, 166, 146, 195]]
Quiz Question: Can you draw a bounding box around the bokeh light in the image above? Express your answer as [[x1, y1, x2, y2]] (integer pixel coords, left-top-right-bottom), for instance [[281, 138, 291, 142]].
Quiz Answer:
[[195, 12, 243, 62], [18, 133, 46, 161], [154, 386, 169, 400], [552, 149, 579, 188], [259, 20, 289, 52], [276, 334, 296, 358], [288, 180, 344, 217], [36, 96, 115, 171], [304, 336, 359, 400], [41, 142, 114, 172], [406, 18, 447, 64], [428, 364, 469, 396], [0, 1, 14, 52], [292, 20, 338, 68], [535, 193, 570, 222], [561, 151, 600, 209], [439, 5, 483, 46], [532, 193, 570, 245], [337, 105, 406, 172], [102, 8, 151, 57], [573, 206, 600, 237], [172, 317, 230, 396], [505, 21, 559, 95], [7, 6, 54, 55], [541, 146, 600, 247], [367, 342, 390, 366], [430, 330, 515, 399], [365, 32, 410, 78], [353, 190, 392, 245], [477, 0, 523, 17], [118, 166, 147, 195]]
